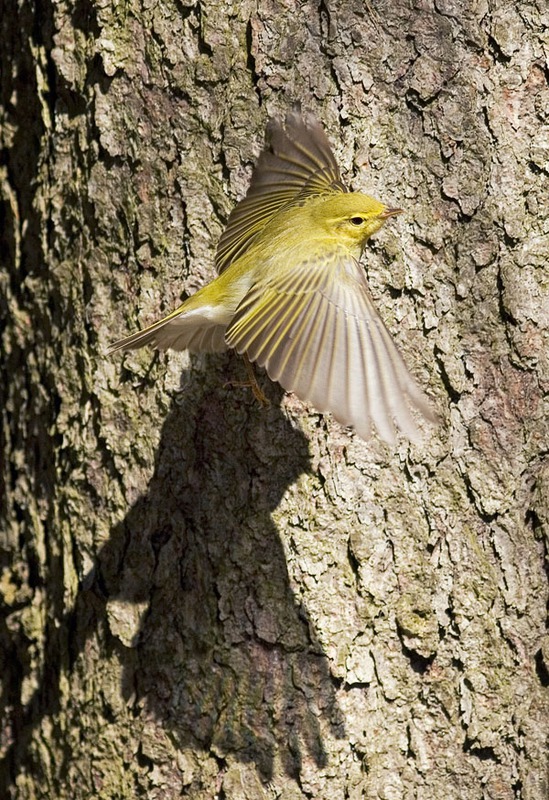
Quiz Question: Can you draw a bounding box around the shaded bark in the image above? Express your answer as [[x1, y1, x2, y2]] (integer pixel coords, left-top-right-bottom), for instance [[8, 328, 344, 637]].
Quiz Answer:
[[1, 0, 548, 798]]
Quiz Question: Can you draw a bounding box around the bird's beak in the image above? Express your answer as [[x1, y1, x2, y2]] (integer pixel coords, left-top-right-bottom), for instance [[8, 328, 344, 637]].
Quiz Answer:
[[380, 207, 404, 219]]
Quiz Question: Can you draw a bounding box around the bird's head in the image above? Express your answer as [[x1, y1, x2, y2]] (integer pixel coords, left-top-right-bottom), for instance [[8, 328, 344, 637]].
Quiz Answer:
[[312, 192, 403, 252]]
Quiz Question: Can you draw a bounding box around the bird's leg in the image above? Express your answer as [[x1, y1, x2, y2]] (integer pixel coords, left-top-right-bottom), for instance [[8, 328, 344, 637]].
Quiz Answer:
[[224, 354, 270, 408], [243, 355, 270, 407]]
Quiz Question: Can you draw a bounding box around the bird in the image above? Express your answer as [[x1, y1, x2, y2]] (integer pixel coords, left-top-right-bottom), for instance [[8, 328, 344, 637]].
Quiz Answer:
[[109, 107, 436, 443]]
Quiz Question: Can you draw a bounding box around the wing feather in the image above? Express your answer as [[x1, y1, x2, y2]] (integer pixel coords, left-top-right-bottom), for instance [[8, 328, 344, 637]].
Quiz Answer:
[[322, 302, 341, 412], [225, 251, 435, 442]]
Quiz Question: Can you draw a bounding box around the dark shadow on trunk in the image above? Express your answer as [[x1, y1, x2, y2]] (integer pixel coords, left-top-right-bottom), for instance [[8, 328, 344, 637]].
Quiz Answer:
[[88, 355, 344, 781], [2, 355, 344, 791]]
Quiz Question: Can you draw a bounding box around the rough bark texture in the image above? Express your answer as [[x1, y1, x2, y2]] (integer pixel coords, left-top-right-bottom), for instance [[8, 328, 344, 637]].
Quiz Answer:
[[1, 0, 548, 798]]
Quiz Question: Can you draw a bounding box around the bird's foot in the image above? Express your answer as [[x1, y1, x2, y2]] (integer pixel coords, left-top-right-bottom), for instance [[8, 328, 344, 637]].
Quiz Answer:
[[224, 356, 270, 408]]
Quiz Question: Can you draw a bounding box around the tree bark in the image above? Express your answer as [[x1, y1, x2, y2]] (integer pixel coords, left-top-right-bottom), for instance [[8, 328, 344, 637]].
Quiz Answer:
[[1, 0, 548, 798]]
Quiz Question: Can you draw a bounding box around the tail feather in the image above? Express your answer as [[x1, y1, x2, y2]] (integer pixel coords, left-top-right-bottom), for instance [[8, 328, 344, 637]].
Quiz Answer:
[[108, 312, 227, 354]]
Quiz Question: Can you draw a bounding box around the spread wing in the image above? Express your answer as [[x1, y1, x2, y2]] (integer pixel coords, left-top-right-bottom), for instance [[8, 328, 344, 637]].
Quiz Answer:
[[225, 252, 436, 443], [215, 107, 348, 275]]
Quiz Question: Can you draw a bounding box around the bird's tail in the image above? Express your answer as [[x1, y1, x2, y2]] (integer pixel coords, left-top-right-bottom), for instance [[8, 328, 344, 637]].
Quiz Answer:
[[108, 306, 228, 354]]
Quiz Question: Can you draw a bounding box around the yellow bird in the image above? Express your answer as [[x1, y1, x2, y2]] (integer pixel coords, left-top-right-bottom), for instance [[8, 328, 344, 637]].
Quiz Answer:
[[110, 108, 436, 442]]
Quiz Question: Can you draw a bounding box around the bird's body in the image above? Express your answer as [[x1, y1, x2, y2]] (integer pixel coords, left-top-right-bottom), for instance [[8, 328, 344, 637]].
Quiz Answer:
[[110, 109, 435, 442]]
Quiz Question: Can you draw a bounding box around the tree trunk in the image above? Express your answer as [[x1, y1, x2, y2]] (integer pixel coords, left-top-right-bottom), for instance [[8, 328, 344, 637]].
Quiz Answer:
[[1, 1, 548, 798]]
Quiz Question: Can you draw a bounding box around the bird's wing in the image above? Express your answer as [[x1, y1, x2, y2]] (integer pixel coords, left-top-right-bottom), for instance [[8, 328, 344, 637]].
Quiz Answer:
[[215, 107, 347, 275], [225, 251, 436, 443]]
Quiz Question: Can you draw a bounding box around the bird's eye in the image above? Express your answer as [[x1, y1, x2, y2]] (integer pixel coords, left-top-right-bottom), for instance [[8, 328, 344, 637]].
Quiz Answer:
[[350, 217, 364, 226]]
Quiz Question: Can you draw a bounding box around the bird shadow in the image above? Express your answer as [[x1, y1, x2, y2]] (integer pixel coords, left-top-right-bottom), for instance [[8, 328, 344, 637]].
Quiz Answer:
[[75, 353, 345, 782]]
